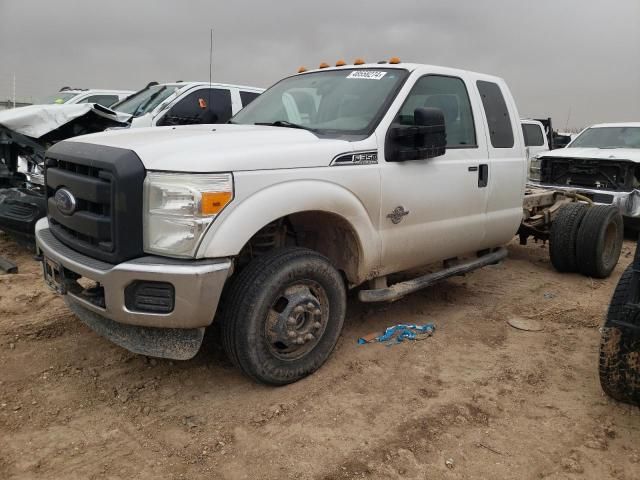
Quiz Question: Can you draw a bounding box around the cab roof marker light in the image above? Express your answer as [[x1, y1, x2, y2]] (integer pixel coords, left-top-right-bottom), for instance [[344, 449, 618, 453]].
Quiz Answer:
[[297, 66, 307, 73], [318, 62, 330, 69], [389, 57, 401, 64], [354, 58, 365, 65], [335, 59, 346, 67]]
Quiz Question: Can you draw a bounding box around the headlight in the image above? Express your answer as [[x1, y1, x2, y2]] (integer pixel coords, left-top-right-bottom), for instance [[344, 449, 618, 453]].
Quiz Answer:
[[143, 172, 233, 257], [529, 157, 541, 181]]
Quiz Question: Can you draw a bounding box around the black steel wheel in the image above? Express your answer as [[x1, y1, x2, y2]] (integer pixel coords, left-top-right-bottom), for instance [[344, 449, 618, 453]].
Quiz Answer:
[[220, 247, 346, 385]]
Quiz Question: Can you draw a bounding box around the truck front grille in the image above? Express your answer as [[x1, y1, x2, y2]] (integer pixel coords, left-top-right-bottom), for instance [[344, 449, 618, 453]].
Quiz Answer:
[[540, 156, 640, 192], [45, 141, 145, 264]]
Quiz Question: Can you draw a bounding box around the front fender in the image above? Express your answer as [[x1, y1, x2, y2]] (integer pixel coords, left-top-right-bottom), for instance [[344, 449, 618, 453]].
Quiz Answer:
[[197, 179, 380, 279]]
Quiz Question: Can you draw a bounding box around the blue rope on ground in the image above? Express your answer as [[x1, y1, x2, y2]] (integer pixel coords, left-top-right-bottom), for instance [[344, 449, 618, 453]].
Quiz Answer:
[[358, 323, 435, 345]]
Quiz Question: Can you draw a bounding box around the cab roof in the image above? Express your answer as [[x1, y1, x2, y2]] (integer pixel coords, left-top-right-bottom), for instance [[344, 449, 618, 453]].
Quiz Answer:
[[168, 81, 264, 92], [587, 122, 640, 128], [297, 62, 506, 84]]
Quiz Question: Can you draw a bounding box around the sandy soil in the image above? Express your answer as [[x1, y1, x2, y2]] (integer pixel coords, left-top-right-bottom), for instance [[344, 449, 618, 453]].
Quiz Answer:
[[1, 231, 639, 480]]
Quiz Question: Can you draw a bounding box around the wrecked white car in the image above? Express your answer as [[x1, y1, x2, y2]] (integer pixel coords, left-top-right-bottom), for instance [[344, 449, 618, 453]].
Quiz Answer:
[[0, 103, 131, 242], [0, 81, 263, 241], [530, 123, 640, 224]]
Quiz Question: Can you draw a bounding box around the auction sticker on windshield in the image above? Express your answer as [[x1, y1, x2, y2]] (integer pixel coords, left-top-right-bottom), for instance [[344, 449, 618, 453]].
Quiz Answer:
[[346, 71, 388, 80]]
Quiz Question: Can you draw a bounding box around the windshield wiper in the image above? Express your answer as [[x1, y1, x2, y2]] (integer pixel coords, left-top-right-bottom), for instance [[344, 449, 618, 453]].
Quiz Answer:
[[255, 120, 317, 132]]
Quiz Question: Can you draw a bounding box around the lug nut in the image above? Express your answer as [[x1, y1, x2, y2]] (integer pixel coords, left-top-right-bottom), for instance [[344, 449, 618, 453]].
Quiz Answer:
[[313, 322, 322, 329], [304, 333, 314, 341], [296, 337, 305, 345], [293, 306, 305, 315], [288, 331, 297, 338], [313, 308, 321, 316], [306, 302, 315, 310], [287, 317, 297, 326]]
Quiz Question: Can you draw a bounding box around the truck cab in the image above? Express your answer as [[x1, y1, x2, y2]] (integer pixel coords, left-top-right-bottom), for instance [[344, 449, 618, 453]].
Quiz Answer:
[[36, 60, 526, 384], [114, 82, 264, 128]]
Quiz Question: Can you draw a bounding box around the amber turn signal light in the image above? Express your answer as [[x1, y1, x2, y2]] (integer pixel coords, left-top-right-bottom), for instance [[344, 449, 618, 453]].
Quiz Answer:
[[201, 191, 233, 215]]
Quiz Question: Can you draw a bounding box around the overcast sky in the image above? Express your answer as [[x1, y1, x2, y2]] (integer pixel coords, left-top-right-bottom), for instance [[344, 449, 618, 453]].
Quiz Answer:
[[1, 0, 638, 129]]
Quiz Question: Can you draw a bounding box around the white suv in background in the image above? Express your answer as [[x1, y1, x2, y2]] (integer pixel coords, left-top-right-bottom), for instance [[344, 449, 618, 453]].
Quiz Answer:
[[39, 88, 134, 108]]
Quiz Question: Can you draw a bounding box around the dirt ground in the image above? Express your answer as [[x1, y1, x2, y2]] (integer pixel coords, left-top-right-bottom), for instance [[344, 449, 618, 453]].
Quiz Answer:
[[1, 232, 639, 480]]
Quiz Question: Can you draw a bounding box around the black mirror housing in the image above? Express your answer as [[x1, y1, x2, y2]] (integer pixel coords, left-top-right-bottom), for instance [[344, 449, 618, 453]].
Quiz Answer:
[[385, 107, 447, 162]]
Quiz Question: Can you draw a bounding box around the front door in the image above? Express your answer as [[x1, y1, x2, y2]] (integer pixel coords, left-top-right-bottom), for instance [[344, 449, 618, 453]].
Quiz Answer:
[[378, 74, 490, 274]]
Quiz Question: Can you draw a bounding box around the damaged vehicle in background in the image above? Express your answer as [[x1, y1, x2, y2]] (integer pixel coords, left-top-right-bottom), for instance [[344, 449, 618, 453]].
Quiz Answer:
[[529, 123, 640, 227], [39, 87, 134, 107], [0, 81, 263, 243]]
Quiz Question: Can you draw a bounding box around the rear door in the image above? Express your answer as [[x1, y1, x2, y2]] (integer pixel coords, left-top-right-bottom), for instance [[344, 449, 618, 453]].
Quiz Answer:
[[476, 79, 526, 246], [378, 73, 490, 274]]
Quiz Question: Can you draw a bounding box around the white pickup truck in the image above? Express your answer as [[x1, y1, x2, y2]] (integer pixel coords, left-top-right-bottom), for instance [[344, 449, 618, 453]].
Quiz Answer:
[[33, 60, 618, 384]]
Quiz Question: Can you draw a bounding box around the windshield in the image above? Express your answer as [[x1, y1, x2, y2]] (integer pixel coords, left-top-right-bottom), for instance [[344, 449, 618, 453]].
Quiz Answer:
[[39, 92, 79, 104], [232, 68, 409, 135], [569, 126, 640, 149], [110, 85, 179, 117]]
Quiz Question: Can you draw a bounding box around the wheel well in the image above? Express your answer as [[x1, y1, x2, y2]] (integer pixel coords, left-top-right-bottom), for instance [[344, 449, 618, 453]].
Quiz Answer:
[[237, 211, 362, 284]]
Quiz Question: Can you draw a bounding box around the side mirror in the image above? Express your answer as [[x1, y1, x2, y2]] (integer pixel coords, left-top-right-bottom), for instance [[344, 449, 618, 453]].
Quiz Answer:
[[385, 107, 447, 162]]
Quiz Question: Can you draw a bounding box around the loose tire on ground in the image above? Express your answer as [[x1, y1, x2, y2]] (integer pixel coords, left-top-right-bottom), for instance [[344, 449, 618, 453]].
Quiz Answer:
[[576, 205, 623, 278], [599, 264, 640, 405], [549, 202, 588, 273], [220, 247, 346, 385]]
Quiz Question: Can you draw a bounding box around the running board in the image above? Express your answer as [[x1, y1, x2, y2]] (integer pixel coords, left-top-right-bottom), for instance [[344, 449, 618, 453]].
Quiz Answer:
[[358, 247, 508, 303]]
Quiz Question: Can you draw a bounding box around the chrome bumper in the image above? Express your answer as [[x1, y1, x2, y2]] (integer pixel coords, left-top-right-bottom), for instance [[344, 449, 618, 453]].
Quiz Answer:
[[35, 218, 232, 329], [527, 182, 640, 218]]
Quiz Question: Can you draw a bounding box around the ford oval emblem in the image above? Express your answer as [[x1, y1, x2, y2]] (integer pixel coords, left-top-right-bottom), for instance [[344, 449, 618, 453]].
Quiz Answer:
[[54, 188, 77, 216]]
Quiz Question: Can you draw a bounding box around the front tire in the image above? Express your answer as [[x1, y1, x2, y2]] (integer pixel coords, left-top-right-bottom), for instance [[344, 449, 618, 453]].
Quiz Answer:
[[220, 247, 346, 385], [599, 264, 640, 405]]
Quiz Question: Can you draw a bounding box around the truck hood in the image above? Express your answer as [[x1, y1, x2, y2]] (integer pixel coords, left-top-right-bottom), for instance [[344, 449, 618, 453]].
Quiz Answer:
[[539, 147, 640, 163], [0, 103, 131, 139], [69, 124, 354, 171]]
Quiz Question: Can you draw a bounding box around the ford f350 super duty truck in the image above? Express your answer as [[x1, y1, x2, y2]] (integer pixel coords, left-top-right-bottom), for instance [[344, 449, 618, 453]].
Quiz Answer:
[[34, 59, 622, 385]]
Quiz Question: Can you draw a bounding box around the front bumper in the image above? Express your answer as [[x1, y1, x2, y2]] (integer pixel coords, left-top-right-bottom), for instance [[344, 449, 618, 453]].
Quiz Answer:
[[528, 182, 640, 218], [35, 218, 232, 330]]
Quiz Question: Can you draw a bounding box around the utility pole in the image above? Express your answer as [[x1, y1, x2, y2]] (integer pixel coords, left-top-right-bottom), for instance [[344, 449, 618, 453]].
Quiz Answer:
[[12, 73, 16, 108]]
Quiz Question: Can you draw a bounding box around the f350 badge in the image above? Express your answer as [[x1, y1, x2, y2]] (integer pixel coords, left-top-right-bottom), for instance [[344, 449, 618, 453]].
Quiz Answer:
[[387, 206, 409, 224]]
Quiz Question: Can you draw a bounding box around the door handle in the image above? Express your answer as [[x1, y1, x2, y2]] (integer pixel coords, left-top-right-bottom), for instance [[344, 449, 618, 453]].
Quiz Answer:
[[478, 163, 489, 188], [468, 166, 478, 172]]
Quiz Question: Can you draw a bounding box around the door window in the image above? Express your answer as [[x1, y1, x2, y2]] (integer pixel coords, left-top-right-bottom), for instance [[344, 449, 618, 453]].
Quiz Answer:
[[396, 75, 476, 148], [240, 91, 260, 107], [158, 88, 232, 126], [477, 81, 514, 148], [79, 95, 120, 107], [522, 123, 545, 147]]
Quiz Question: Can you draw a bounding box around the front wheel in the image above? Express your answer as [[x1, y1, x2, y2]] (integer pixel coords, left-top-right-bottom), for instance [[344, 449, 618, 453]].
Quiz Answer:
[[599, 264, 640, 405], [220, 247, 346, 385]]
